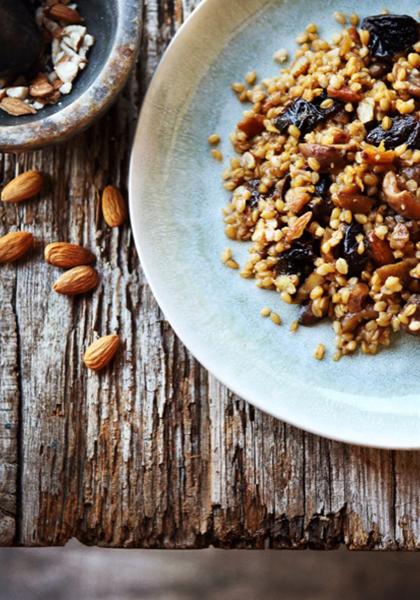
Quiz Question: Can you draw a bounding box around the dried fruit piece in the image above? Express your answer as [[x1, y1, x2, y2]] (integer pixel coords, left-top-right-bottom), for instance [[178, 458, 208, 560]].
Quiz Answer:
[[276, 234, 317, 279], [0, 231, 33, 263], [360, 14, 419, 59], [298, 302, 322, 325], [84, 334, 121, 371], [245, 179, 263, 208], [237, 114, 265, 138], [53, 265, 99, 295], [44, 242, 95, 268], [1, 171, 43, 203], [309, 173, 334, 224], [274, 94, 342, 136], [314, 174, 331, 198], [342, 308, 378, 333], [341, 223, 368, 277], [48, 4, 82, 24], [0, 97, 36, 116], [365, 116, 420, 150], [367, 231, 395, 266], [102, 185, 127, 227]]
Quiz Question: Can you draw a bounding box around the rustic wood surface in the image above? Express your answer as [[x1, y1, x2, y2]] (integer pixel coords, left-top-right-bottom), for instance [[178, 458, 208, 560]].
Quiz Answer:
[[1, 0, 420, 550]]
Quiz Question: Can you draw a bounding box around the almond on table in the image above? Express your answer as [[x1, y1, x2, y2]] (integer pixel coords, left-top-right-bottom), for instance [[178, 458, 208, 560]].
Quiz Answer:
[[44, 242, 95, 268], [0, 232, 33, 263], [1, 171, 43, 203], [102, 185, 127, 228], [53, 265, 99, 296], [83, 334, 121, 371]]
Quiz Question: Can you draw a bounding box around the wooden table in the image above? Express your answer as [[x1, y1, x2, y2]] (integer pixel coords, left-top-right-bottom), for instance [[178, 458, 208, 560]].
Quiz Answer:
[[1, 0, 420, 550]]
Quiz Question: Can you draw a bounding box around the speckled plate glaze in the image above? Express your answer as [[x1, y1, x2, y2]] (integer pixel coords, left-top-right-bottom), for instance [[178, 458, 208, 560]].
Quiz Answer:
[[130, 0, 420, 448]]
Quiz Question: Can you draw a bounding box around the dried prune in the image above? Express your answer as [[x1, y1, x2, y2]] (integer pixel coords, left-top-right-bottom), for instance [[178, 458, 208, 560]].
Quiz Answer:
[[308, 174, 333, 225], [361, 14, 419, 59], [365, 115, 420, 150], [309, 198, 334, 226], [245, 179, 276, 208], [341, 223, 368, 277], [273, 93, 342, 136], [245, 179, 278, 209], [314, 174, 331, 198], [275, 235, 318, 278], [245, 179, 262, 209]]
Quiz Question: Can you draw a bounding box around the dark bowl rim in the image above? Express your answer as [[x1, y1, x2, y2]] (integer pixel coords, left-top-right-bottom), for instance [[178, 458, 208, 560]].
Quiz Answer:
[[0, 0, 141, 153]]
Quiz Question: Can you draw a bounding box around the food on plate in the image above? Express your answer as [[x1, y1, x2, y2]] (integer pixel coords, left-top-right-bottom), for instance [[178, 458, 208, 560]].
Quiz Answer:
[[221, 12, 420, 358]]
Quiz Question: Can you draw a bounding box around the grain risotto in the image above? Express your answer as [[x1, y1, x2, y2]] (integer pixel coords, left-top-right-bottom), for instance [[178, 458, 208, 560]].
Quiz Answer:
[[218, 12, 420, 359]]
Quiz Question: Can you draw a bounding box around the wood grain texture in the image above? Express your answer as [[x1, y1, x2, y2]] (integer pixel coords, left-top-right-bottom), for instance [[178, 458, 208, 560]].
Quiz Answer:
[[0, 0, 420, 549]]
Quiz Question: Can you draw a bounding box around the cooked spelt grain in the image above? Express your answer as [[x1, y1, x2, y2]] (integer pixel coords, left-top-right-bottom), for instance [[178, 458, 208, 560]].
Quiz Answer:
[[219, 13, 420, 357]]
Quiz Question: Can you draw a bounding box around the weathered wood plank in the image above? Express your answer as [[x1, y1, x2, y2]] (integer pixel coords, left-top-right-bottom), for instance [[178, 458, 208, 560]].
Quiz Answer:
[[0, 0, 419, 549]]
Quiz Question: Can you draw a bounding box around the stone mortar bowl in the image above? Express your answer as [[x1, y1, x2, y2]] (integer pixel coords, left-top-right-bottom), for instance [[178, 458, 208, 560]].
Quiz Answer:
[[0, 0, 141, 152]]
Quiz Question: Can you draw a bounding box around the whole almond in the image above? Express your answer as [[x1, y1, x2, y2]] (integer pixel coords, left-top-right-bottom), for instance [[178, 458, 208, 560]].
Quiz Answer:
[[102, 185, 127, 227], [45, 242, 95, 268], [0, 232, 33, 263], [84, 334, 121, 371], [53, 265, 99, 295], [2, 171, 43, 203], [48, 4, 82, 24]]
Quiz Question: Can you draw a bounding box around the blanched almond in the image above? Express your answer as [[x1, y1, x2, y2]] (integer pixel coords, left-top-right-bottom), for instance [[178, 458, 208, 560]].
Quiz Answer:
[[84, 334, 120, 371], [53, 265, 99, 295], [0, 232, 33, 263], [1, 171, 43, 203], [45, 242, 95, 268], [102, 185, 127, 227]]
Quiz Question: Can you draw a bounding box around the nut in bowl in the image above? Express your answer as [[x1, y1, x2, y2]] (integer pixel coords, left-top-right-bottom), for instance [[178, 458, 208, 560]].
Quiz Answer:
[[0, 0, 141, 151]]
